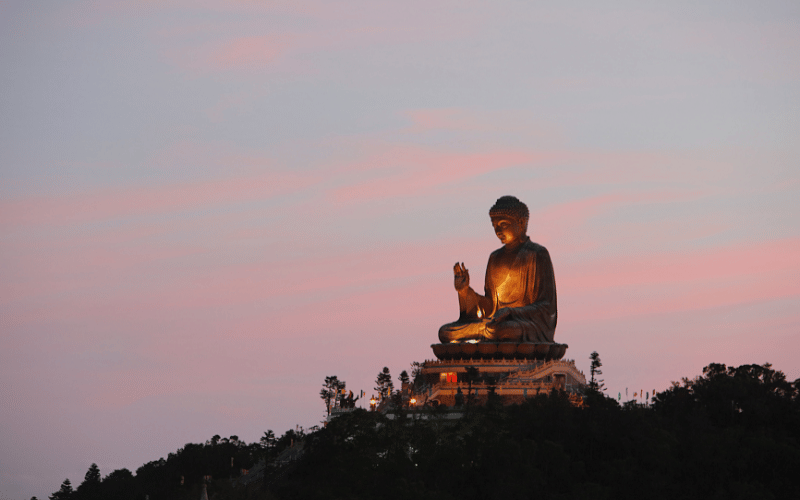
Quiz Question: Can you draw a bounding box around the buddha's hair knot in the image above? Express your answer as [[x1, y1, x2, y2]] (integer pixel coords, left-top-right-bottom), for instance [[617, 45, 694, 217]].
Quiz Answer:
[[489, 196, 529, 225]]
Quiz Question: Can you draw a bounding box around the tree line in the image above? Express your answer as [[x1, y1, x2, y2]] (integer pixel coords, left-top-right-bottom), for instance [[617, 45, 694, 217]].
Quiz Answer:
[[277, 362, 800, 499], [42, 430, 303, 500], [42, 361, 800, 500]]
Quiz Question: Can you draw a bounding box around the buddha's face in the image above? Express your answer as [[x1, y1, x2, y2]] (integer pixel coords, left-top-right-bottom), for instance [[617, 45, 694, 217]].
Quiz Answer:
[[491, 216, 526, 247]]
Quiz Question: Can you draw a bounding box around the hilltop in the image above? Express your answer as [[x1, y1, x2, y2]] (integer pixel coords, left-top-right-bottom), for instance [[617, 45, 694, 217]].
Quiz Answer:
[[44, 363, 800, 500]]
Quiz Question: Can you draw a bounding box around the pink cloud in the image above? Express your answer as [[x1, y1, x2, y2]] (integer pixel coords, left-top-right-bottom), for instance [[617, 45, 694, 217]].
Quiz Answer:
[[541, 188, 712, 225], [1, 236, 202, 307], [401, 108, 566, 143], [529, 188, 718, 257], [86, 370, 187, 410], [560, 237, 800, 321], [402, 109, 482, 132], [537, 193, 638, 226], [149, 2, 484, 74], [206, 36, 286, 69], [563, 237, 800, 290], [161, 34, 295, 74], [0, 231, 477, 344], [0, 169, 317, 229], [325, 136, 743, 209], [331, 146, 560, 201]]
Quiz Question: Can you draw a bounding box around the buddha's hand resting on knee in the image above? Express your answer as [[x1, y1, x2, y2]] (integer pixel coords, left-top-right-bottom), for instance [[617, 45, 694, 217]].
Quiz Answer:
[[488, 307, 511, 325]]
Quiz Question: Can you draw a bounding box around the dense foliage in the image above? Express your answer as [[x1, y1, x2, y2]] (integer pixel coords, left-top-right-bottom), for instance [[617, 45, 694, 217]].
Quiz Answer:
[[48, 363, 799, 500], [46, 432, 295, 500]]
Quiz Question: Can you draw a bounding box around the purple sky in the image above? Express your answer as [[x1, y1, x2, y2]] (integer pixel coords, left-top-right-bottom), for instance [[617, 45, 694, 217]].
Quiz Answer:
[[2, 1, 799, 499]]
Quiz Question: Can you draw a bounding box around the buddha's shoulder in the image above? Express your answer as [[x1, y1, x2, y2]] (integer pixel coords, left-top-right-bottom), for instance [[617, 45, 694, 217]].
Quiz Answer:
[[519, 241, 553, 264], [523, 240, 548, 254], [489, 241, 550, 260]]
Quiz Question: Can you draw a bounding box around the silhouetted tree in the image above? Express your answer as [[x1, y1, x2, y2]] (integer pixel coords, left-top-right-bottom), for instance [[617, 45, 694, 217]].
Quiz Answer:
[[49, 479, 74, 500], [100, 469, 136, 500], [588, 351, 605, 392], [320, 375, 345, 415], [275, 428, 301, 454], [84, 463, 100, 483], [654, 362, 799, 431], [260, 429, 276, 456], [75, 463, 101, 500], [375, 367, 393, 400]]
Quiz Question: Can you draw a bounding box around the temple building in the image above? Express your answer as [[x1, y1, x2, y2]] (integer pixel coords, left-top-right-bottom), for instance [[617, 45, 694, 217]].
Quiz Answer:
[[410, 357, 586, 408]]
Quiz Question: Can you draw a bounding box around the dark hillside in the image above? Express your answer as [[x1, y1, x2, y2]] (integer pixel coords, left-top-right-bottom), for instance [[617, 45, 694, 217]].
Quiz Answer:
[[47, 363, 799, 500]]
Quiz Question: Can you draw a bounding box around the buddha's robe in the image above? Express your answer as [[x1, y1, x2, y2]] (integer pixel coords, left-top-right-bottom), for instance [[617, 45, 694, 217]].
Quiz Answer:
[[438, 239, 557, 343]]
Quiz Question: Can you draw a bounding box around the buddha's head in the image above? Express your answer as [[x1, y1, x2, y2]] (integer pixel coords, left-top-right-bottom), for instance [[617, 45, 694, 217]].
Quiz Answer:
[[489, 196, 529, 247]]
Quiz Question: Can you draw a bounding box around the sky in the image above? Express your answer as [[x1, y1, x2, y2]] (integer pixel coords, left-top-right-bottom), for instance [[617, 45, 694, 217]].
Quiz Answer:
[[1, 0, 799, 498]]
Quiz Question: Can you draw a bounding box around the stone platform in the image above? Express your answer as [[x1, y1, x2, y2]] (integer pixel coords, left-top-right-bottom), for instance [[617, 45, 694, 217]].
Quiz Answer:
[[412, 357, 586, 408], [431, 342, 568, 361]]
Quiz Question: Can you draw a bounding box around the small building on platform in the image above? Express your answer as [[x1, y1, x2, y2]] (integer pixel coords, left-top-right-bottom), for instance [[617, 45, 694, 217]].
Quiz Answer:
[[410, 356, 586, 408]]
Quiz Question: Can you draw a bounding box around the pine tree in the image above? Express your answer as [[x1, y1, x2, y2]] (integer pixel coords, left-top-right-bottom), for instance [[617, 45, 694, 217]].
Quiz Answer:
[[589, 351, 605, 392], [76, 463, 101, 500], [375, 367, 393, 399], [260, 429, 276, 451], [49, 479, 74, 500], [84, 463, 101, 483]]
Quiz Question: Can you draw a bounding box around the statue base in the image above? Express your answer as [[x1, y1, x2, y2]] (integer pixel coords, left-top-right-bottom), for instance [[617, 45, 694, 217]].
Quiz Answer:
[[411, 357, 586, 408], [431, 342, 567, 361]]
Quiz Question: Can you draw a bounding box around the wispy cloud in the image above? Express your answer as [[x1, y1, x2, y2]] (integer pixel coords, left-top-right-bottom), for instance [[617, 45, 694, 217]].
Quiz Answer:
[[148, 1, 485, 75], [331, 146, 557, 202], [203, 35, 288, 70], [401, 108, 565, 143], [0, 169, 317, 229], [561, 237, 800, 321], [164, 34, 293, 74]]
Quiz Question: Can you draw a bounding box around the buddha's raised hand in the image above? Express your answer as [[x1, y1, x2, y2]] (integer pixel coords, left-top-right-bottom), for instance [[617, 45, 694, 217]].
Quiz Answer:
[[453, 262, 469, 292]]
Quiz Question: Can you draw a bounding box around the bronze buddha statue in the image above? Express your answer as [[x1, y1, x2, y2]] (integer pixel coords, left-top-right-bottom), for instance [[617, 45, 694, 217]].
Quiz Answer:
[[438, 196, 558, 345]]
